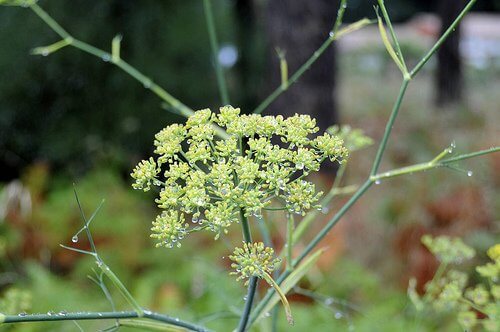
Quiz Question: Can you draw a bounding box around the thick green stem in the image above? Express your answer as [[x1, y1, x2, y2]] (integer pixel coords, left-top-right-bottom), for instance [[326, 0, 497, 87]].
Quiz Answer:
[[1, 311, 210, 332], [236, 210, 258, 332], [292, 180, 373, 266], [248, 180, 373, 327], [370, 79, 409, 176], [203, 0, 229, 105]]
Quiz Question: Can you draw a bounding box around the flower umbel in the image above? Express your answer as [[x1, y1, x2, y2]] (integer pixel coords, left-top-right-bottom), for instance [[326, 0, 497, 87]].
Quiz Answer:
[[131, 106, 348, 248]]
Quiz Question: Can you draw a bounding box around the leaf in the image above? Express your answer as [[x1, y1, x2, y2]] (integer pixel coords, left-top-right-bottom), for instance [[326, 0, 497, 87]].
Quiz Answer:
[[376, 13, 408, 78], [120, 319, 187, 331], [254, 248, 325, 324], [335, 18, 372, 39]]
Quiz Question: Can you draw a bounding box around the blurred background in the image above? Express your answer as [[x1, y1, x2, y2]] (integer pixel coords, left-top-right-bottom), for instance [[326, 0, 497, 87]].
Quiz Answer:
[[0, 0, 499, 331]]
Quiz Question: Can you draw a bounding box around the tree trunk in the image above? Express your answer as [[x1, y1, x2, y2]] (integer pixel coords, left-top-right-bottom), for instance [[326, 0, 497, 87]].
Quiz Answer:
[[265, 0, 339, 130], [436, 0, 465, 107]]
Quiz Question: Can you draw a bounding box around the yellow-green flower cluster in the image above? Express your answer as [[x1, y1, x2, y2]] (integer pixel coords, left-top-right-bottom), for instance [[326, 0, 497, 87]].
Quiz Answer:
[[131, 106, 348, 248], [410, 236, 500, 332], [229, 242, 280, 285], [0, 288, 31, 315], [421, 234, 475, 264]]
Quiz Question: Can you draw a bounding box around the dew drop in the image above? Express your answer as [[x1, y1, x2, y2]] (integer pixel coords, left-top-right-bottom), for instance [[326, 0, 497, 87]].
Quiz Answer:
[[335, 312, 343, 319], [174, 318, 180, 322], [264, 312, 271, 317], [321, 207, 329, 214], [324, 298, 334, 305], [243, 295, 248, 301], [329, 31, 335, 38], [101, 54, 111, 62], [71, 235, 79, 243], [18, 312, 27, 317], [143, 79, 152, 89], [47, 311, 55, 316], [58, 310, 67, 316], [375, 179, 381, 185], [450, 141, 456, 149], [41, 49, 49, 56], [467, 170, 473, 177]]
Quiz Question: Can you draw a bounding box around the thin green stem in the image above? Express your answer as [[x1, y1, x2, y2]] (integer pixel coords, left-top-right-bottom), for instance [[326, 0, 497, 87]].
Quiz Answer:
[[410, 0, 477, 78], [286, 213, 294, 270], [203, 0, 229, 105], [441, 147, 499, 164], [371, 147, 499, 181], [252, 0, 349, 115], [29, 4, 194, 117], [370, 78, 409, 176], [29, 3, 230, 138], [0, 311, 210, 332]]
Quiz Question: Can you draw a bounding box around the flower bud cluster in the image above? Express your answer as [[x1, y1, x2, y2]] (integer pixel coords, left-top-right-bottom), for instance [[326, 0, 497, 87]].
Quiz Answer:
[[229, 242, 280, 285], [131, 106, 348, 248]]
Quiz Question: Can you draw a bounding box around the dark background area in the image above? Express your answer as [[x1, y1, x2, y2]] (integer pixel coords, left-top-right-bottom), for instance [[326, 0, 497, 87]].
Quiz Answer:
[[1, 0, 499, 181]]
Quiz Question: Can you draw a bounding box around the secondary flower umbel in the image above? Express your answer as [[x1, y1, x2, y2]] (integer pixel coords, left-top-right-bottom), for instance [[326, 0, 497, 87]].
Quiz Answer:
[[131, 106, 348, 248]]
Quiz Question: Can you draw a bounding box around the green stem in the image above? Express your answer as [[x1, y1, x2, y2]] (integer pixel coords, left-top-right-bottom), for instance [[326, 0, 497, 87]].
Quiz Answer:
[[410, 0, 477, 78], [291, 184, 357, 245], [370, 78, 410, 176], [441, 147, 499, 163], [98, 262, 144, 316], [248, 180, 373, 327], [292, 161, 351, 245], [203, 0, 230, 105], [371, 147, 500, 181], [292, 180, 372, 266], [236, 210, 258, 332], [0, 311, 210, 332]]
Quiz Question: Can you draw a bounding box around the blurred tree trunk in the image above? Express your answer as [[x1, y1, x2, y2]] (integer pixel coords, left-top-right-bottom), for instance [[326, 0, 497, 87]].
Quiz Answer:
[[264, 0, 339, 132], [435, 0, 465, 107], [235, 0, 259, 110]]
